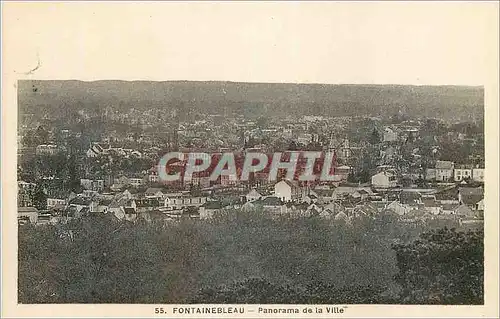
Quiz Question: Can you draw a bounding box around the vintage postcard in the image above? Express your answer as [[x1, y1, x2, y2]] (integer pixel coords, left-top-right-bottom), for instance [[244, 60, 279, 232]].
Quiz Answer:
[[2, 1, 499, 318]]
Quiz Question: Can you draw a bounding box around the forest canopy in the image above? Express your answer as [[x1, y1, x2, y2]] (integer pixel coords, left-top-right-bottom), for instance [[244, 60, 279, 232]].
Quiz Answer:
[[18, 211, 483, 304]]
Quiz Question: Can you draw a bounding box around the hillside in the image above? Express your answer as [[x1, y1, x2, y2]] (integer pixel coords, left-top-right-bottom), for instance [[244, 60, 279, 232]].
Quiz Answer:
[[18, 80, 484, 121]]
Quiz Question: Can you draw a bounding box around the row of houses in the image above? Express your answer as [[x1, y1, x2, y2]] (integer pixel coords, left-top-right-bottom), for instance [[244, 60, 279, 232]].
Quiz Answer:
[[369, 161, 485, 188], [86, 142, 143, 158], [426, 161, 484, 182], [19, 176, 484, 227]]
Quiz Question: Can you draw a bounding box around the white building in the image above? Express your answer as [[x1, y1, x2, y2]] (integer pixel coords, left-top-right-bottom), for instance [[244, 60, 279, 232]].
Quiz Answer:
[[129, 178, 144, 187], [47, 198, 66, 208], [86, 143, 106, 158], [371, 171, 397, 188], [18, 207, 39, 224], [246, 189, 262, 202], [435, 161, 454, 181], [274, 180, 305, 202], [36, 144, 59, 156], [383, 127, 398, 142], [454, 168, 472, 181], [163, 195, 207, 211], [199, 201, 224, 219]]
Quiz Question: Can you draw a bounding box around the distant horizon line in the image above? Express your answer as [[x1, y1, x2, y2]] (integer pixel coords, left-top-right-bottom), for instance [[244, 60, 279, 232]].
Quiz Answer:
[[18, 79, 484, 88]]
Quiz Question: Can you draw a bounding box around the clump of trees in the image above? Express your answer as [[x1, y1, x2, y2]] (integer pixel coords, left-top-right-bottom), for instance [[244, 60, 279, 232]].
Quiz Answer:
[[18, 211, 483, 304], [393, 227, 483, 304]]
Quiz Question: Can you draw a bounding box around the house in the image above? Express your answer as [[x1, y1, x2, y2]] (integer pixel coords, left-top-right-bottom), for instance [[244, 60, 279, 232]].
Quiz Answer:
[[18, 181, 36, 207], [335, 165, 352, 180], [148, 171, 159, 183], [476, 198, 485, 211], [135, 199, 160, 213], [18, 181, 36, 191], [303, 193, 318, 204], [371, 172, 397, 188], [123, 207, 138, 222], [399, 191, 424, 212], [454, 166, 472, 181], [163, 195, 207, 211], [383, 127, 398, 142], [458, 187, 484, 211], [472, 168, 484, 182], [352, 203, 379, 218], [454, 204, 477, 219], [245, 189, 262, 202], [131, 150, 142, 158], [435, 160, 454, 181], [441, 203, 459, 215], [386, 201, 409, 216], [95, 199, 112, 213], [83, 190, 98, 198], [319, 208, 335, 219], [274, 180, 305, 202], [129, 178, 145, 188], [199, 201, 224, 219], [80, 178, 93, 190], [400, 191, 422, 205], [68, 196, 94, 214], [259, 196, 286, 215], [108, 200, 122, 218], [241, 200, 256, 212], [36, 144, 59, 156], [332, 186, 357, 199], [313, 186, 335, 203], [36, 212, 54, 225], [423, 199, 442, 215], [121, 189, 135, 200], [86, 142, 106, 158], [306, 202, 322, 214], [425, 168, 436, 181], [401, 208, 430, 223], [434, 186, 459, 203], [18, 207, 38, 224], [92, 180, 105, 192], [47, 198, 66, 208], [144, 187, 165, 199]]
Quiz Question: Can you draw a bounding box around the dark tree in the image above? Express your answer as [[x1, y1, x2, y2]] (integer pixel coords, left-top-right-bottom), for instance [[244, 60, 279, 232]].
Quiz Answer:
[[369, 128, 381, 145], [393, 228, 483, 304], [32, 184, 47, 210]]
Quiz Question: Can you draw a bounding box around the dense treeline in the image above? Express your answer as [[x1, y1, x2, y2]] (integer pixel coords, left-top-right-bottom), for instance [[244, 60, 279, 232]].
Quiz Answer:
[[19, 81, 483, 122], [18, 210, 483, 304]]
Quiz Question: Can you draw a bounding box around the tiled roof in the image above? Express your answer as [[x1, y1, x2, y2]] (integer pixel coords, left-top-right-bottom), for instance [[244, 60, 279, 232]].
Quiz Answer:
[[135, 199, 160, 208], [145, 188, 163, 195], [459, 187, 483, 196], [461, 194, 483, 205], [201, 201, 223, 209], [260, 196, 284, 206], [435, 160, 454, 169], [123, 207, 136, 214]]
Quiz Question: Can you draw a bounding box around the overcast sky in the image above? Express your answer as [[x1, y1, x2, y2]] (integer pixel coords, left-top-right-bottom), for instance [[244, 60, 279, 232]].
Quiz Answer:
[[3, 2, 498, 85]]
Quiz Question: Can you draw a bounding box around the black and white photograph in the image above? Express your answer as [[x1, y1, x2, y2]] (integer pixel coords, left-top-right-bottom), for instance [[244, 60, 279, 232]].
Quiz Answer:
[[2, 1, 499, 318]]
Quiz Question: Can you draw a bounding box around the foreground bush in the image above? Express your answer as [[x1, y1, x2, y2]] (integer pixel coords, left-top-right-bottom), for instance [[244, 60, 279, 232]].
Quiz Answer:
[[393, 227, 483, 304], [191, 278, 394, 304], [18, 211, 482, 304]]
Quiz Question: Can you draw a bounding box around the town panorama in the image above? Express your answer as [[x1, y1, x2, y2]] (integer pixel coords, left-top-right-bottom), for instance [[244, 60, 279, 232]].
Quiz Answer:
[[17, 80, 484, 304]]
